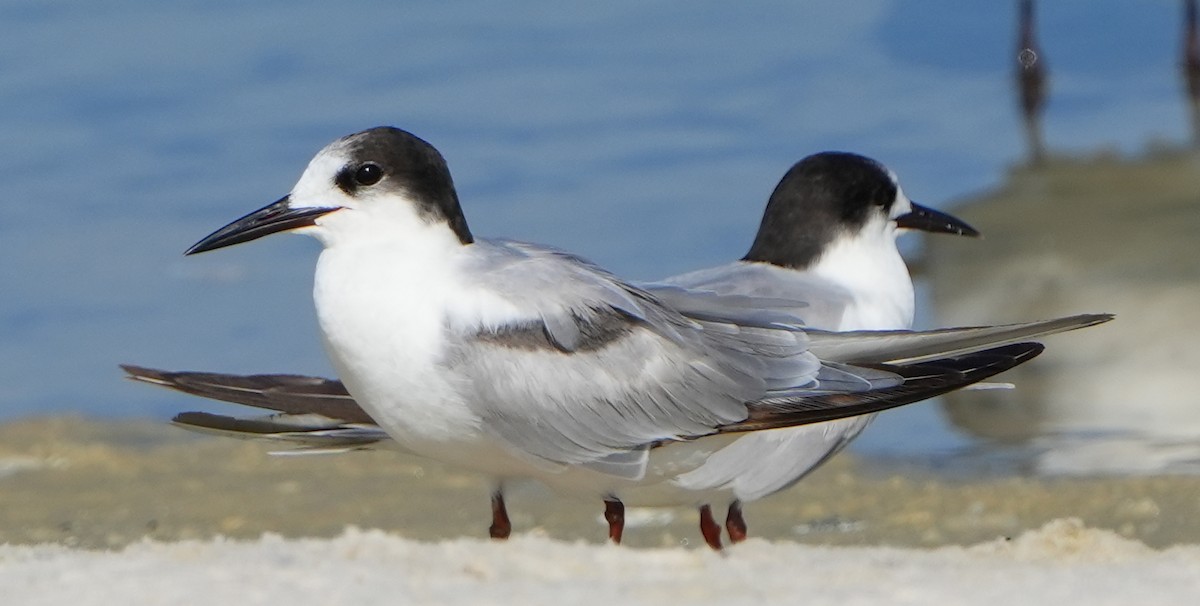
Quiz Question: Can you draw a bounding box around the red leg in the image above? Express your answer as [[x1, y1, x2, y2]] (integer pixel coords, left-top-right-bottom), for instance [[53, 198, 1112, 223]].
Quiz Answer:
[[603, 499, 625, 544], [698, 504, 723, 550], [489, 490, 511, 540], [726, 500, 748, 543]]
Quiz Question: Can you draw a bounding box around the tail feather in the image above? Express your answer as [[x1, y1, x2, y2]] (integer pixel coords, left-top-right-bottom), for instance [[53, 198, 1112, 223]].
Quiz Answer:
[[121, 364, 368, 423], [171, 411, 389, 451]]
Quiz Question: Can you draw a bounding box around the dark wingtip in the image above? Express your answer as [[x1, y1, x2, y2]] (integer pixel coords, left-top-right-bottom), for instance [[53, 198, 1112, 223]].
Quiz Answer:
[[171, 411, 210, 425], [723, 341, 1048, 434]]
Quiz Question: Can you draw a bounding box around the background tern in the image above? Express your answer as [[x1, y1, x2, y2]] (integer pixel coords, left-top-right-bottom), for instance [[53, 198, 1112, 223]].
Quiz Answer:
[[633, 151, 977, 546], [128, 126, 1110, 549]]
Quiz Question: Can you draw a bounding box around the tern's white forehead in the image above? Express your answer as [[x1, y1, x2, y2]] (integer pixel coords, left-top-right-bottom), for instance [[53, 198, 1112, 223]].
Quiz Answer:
[[888, 185, 913, 220], [885, 166, 899, 187], [289, 143, 353, 210]]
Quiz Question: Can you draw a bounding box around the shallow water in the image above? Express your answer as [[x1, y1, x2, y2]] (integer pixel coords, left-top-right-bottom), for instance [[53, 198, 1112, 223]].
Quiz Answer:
[[0, 2, 1193, 466]]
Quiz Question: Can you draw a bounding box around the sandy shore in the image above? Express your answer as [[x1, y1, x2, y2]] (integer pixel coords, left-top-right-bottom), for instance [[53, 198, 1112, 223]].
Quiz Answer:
[[2, 416, 1199, 550], [3, 521, 1198, 606], [2, 416, 1198, 604]]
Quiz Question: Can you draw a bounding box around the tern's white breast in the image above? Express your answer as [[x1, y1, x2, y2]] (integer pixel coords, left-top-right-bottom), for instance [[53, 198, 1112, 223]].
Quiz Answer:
[[809, 225, 915, 331], [312, 238, 482, 450]]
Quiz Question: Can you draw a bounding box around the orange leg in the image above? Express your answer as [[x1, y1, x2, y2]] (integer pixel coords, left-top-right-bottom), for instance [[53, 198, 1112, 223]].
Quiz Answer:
[[726, 500, 748, 543], [698, 504, 723, 550], [604, 499, 625, 544], [489, 490, 511, 539]]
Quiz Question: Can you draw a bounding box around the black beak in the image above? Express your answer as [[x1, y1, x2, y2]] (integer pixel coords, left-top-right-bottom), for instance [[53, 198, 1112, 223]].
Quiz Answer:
[[895, 202, 980, 237], [185, 196, 340, 255]]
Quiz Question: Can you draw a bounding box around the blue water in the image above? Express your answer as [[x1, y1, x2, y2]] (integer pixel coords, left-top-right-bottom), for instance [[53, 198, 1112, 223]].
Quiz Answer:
[[0, 1, 1188, 458]]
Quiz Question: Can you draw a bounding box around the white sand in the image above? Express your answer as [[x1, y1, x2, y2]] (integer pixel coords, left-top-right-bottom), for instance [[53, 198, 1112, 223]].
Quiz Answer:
[[2, 519, 1196, 606]]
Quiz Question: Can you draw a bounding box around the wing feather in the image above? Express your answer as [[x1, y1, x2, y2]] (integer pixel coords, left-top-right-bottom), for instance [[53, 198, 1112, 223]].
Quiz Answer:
[[807, 314, 1113, 364], [446, 240, 890, 478]]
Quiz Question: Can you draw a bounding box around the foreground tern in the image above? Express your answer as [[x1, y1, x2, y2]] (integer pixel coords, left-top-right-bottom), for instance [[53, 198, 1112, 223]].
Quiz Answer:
[[137, 126, 1110, 548]]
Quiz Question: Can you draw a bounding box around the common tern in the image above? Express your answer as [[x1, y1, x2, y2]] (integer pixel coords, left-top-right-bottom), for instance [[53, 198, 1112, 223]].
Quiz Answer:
[[131, 126, 1110, 548], [637, 151, 976, 545]]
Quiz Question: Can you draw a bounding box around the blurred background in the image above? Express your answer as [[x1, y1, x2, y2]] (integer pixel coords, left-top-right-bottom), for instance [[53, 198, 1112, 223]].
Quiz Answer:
[[1, 0, 1196, 476]]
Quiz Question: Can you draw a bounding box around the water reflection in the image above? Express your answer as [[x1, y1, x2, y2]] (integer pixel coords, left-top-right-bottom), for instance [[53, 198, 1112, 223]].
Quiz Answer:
[[1185, 0, 1200, 145], [922, 1, 1200, 476], [1016, 0, 1048, 165], [929, 148, 1200, 475]]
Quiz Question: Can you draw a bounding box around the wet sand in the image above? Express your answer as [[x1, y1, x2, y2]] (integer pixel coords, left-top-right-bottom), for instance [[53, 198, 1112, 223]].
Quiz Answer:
[[2, 416, 1198, 550]]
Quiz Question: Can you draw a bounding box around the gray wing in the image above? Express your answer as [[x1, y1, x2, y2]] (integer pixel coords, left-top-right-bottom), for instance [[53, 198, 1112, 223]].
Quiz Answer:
[[652, 261, 856, 330], [454, 241, 898, 478]]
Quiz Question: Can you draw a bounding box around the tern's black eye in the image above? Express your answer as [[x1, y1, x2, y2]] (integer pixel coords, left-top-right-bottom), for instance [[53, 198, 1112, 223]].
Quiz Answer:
[[354, 163, 383, 186]]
